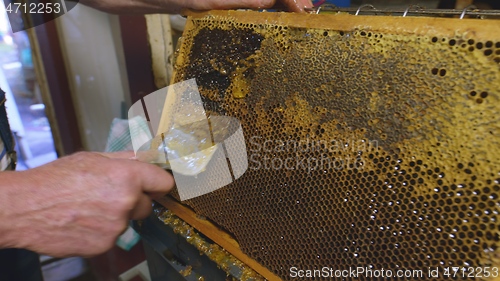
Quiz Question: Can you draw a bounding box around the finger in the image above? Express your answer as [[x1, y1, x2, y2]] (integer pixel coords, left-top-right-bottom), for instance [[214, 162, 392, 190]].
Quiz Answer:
[[99, 151, 136, 159], [148, 189, 171, 200], [290, 0, 313, 12], [303, 0, 314, 9], [194, 0, 277, 11], [130, 194, 153, 220], [102, 150, 166, 164], [272, 0, 312, 12], [118, 159, 175, 195], [135, 150, 166, 163]]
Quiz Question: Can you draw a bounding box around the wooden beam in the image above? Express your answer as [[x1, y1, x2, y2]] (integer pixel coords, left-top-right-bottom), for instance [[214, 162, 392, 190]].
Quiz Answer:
[[156, 196, 282, 281]]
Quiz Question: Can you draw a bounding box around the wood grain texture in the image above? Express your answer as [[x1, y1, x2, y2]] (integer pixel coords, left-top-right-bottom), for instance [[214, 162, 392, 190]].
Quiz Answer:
[[183, 9, 500, 41], [145, 14, 174, 89], [156, 196, 282, 281]]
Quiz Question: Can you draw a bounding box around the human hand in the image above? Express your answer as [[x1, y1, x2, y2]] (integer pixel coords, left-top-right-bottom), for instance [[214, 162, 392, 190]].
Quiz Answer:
[[81, 0, 313, 14], [178, 0, 314, 12], [0, 151, 174, 257]]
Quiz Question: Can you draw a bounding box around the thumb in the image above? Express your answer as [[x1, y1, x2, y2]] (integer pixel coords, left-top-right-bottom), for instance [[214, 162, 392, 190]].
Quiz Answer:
[[120, 159, 175, 196], [99, 151, 136, 159]]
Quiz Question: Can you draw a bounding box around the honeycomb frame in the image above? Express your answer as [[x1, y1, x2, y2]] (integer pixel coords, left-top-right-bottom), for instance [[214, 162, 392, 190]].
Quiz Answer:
[[166, 10, 500, 280]]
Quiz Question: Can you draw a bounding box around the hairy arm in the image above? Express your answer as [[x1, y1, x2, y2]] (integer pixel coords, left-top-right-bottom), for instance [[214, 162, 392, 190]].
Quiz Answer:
[[80, 0, 313, 14], [0, 152, 174, 257]]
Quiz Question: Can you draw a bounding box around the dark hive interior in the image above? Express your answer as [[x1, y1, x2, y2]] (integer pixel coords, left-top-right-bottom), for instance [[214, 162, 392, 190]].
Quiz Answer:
[[168, 11, 500, 280]]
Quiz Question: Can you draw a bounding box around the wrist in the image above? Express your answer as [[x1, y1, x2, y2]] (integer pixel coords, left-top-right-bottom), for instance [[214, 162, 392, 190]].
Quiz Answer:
[[0, 171, 23, 248], [0, 169, 46, 250], [0, 215, 16, 248]]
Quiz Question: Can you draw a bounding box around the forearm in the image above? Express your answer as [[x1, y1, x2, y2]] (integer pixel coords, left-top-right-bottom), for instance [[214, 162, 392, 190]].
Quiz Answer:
[[80, 0, 182, 14], [0, 169, 64, 251], [0, 171, 32, 249], [79, 0, 312, 15], [0, 165, 109, 254], [78, 0, 233, 15]]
